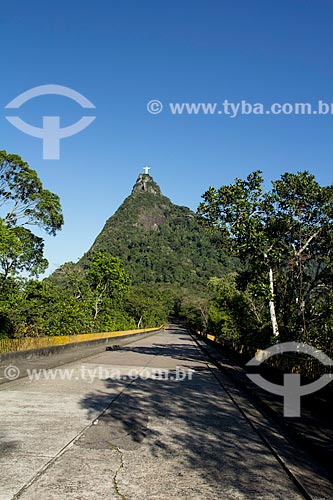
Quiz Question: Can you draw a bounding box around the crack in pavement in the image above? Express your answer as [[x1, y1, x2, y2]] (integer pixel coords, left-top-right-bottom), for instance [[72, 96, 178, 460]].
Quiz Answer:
[[110, 444, 126, 500]]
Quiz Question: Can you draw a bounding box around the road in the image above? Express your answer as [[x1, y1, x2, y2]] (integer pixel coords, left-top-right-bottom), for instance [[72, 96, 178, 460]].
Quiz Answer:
[[0, 324, 323, 500]]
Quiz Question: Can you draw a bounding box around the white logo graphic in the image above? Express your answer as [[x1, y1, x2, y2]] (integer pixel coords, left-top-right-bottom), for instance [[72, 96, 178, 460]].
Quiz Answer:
[[5, 84, 96, 159], [4, 365, 20, 380], [246, 342, 333, 417], [147, 99, 163, 114]]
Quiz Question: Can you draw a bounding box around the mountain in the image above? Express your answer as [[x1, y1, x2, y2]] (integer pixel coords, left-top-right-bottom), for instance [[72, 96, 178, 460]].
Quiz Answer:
[[52, 173, 233, 287]]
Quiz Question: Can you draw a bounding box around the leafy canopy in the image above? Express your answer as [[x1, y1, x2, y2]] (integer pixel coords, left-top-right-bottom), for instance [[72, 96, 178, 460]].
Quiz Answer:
[[0, 150, 64, 280], [198, 170, 333, 341], [0, 150, 63, 234]]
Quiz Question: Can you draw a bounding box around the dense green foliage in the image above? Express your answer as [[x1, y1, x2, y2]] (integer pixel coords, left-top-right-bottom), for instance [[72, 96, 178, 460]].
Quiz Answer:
[[0, 276, 137, 338], [195, 170, 333, 353]]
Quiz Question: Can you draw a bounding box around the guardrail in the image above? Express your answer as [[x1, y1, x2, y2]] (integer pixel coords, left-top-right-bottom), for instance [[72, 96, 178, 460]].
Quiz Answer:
[[0, 326, 162, 354]]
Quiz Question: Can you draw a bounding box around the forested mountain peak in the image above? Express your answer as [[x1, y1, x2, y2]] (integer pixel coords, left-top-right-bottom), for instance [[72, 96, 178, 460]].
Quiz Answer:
[[75, 172, 231, 286]]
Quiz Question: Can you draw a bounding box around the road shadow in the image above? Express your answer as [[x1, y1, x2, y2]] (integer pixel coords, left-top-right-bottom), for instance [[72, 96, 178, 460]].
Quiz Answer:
[[119, 342, 207, 365], [79, 365, 303, 498]]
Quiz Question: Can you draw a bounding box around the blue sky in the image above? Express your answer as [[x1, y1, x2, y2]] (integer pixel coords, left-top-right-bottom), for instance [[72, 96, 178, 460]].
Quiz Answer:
[[1, 0, 333, 275]]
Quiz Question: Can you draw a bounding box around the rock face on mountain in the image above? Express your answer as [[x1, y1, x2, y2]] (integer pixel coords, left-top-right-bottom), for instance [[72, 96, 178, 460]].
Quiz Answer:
[[131, 173, 161, 195], [76, 173, 230, 286]]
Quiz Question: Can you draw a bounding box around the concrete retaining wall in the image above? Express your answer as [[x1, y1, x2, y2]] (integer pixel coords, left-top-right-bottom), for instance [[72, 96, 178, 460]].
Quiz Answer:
[[0, 327, 162, 364]]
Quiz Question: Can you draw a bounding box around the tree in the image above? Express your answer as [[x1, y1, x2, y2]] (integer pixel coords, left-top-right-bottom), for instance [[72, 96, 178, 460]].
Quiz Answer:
[[0, 151, 63, 233], [198, 171, 280, 337], [0, 220, 48, 281], [86, 252, 131, 321], [0, 151, 63, 280], [2, 280, 94, 337], [126, 284, 174, 328], [198, 171, 333, 342], [268, 172, 333, 340]]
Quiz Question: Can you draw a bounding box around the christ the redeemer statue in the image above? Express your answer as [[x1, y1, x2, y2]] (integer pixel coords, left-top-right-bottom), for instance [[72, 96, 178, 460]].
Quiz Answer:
[[143, 166, 151, 175]]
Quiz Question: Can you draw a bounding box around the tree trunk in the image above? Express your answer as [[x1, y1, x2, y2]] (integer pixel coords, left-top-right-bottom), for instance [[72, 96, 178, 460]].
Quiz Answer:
[[268, 267, 279, 337], [93, 300, 99, 321]]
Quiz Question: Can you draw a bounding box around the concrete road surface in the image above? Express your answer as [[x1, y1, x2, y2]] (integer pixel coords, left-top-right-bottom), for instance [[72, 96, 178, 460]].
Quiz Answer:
[[0, 324, 307, 500]]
